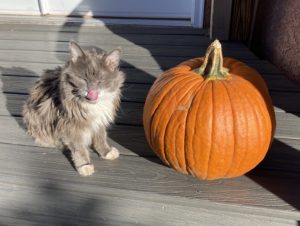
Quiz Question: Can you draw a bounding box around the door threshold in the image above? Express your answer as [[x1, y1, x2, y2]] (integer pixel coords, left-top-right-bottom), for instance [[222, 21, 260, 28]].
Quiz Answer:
[[0, 15, 192, 27]]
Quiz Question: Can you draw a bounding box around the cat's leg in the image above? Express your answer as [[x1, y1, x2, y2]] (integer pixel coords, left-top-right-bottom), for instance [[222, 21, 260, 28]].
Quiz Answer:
[[67, 142, 94, 176], [92, 127, 119, 160]]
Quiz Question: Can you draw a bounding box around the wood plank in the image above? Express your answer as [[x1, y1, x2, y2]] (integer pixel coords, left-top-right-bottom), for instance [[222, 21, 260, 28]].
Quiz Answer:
[[1, 75, 299, 111], [0, 49, 265, 70], [0, 14, 193, 27], [0, 162, 299, 226], [0, 23, 208, 35], [0, 40, 258, 59], [0, 63, 162, 84], [0, 50, 182, 69], [0, 53, 286, 74], [0, 141, 300, 214], [0, 186, 297, 226], [210, 0, 233, 40], [0, 30, 212, 46], [262, 75, 300, 92], [259, 138, 300, 173]]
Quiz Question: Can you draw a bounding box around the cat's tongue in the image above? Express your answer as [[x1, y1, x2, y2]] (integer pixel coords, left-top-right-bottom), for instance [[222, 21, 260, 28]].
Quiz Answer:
[[86, 90, 99, 101]]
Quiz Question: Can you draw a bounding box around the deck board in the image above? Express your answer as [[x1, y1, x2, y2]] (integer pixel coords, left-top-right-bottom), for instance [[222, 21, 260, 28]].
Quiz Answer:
[[0, 30, 213, 46], [1, 142, 300, 212], [0, 20, 299, 225], [0, 23, 208, 35], [0, 50, 264, 70], [0, 40, 257, 59]]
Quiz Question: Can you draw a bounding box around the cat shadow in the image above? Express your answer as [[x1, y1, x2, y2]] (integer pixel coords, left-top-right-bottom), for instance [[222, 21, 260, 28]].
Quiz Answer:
[[12, 181, 102, 225], [0, 66, 36, 129]]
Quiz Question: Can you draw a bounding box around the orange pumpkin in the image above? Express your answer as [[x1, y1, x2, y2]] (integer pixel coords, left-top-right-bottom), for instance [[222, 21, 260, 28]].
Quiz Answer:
[[143, 40, 276, 180]]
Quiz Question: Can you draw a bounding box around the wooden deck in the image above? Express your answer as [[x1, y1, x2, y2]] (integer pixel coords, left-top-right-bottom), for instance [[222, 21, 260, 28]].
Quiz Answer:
[[0, 17, 299, 225]]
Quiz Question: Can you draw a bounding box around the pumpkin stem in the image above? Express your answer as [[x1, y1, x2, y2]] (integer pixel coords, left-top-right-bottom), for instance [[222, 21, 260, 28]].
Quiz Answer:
[[194, 39, 229, 80]]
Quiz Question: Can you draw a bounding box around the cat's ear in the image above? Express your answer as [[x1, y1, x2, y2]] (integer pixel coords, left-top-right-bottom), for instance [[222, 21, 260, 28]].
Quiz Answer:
[[69, 41, 85, 63], [104, 48, 121, 72]]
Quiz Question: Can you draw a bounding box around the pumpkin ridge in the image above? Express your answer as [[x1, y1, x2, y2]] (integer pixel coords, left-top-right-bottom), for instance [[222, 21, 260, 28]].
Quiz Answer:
[[237, 77, 272, 171], [168, 115, 186, 173], [240, 83, 262, 174], [183, 80, 208, 176], [245, 90, 263, 173], [225, 79, 250, 176], [151, 76, 201, 166], [175, 81, 205, 173], [145, 74, 196, 157], [222, 81, 237, 177], [228, 79, 265, 176], [162, 78, 203, 171], [149, 79, 189, 164], [203, 82, 214, 179], [147, 72, 189, 106]]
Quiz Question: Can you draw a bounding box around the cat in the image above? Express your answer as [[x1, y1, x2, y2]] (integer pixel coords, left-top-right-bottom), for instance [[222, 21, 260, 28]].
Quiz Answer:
[[22, 41, 125, 176]]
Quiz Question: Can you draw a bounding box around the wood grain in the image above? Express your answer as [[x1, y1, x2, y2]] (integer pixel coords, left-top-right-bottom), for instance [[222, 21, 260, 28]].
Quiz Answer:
[[0, 50, 270, 71], [0, 23, 207, 35], [0, 141, 300, 214], [0, 30, 211, 46], [0, 40, 257, 59]]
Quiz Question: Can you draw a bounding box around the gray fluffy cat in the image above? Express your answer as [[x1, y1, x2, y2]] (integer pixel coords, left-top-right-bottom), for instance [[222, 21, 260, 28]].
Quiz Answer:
[[23, 41, 125, 176]]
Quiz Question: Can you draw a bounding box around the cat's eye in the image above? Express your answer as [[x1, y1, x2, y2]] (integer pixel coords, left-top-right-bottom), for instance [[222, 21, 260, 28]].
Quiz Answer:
[[66, 74, 77, 88]]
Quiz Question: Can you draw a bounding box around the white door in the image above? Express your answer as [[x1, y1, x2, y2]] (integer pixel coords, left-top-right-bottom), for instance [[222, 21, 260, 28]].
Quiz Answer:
[[0, 0, 205, 27], [0, 0, 40, 15]]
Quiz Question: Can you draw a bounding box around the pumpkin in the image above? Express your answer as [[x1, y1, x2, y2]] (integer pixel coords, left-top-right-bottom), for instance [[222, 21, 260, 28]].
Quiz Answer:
[[143, 40, 276, 180]]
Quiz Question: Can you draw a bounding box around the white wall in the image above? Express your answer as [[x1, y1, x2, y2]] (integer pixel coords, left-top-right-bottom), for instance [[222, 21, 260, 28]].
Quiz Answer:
[[0, 0, 40, 15]]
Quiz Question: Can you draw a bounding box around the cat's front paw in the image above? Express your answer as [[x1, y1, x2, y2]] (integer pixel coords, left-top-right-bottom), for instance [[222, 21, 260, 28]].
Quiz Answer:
[[102, 147, 119, 160], [77, 164, 95, 176]]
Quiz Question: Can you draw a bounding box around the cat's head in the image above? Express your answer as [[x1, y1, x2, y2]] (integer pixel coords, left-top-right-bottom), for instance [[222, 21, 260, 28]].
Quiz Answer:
[[61, 41, 125, 104]]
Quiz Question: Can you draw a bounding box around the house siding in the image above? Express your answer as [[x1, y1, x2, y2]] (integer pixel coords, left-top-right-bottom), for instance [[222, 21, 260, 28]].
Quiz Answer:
[[251, 0, 300, 84]]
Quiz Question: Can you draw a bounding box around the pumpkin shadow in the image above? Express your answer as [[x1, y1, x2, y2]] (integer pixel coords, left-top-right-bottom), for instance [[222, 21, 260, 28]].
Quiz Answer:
[[248, 138, 300, 210]]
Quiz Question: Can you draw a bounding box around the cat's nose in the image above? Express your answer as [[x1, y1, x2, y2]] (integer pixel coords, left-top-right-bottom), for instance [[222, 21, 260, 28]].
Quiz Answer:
[[86, 89, 99, 101]]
